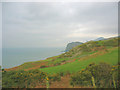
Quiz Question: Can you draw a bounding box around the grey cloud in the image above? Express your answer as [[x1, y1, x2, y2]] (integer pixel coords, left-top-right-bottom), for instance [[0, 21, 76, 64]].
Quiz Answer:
[[2, 2, 118, 48]]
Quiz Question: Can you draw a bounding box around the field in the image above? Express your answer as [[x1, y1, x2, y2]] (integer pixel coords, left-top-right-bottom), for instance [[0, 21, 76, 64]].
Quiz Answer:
[[40, 47, 118, 74]]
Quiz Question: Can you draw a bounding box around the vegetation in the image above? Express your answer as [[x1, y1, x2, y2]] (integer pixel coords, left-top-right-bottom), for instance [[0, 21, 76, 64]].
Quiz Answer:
[[2, 69, 61, 88], [65, 42, 83, 52], [70, 63, 119, 88], [2, 37, 119, 88], [39, 47, 118, 74], [0, 66, 1, 89]]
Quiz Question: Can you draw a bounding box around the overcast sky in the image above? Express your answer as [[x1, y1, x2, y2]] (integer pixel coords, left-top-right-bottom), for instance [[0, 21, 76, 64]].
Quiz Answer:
[[2, 2, 118, 48]]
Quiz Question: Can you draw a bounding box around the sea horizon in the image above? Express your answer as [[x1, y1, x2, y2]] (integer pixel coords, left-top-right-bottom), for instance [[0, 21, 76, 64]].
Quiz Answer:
[[2, 47, 65, 69]]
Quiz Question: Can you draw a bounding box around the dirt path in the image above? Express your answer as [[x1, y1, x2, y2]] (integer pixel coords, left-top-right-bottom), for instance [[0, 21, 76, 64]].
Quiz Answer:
[[35, 75, 72, 88], [35, 75, 86, 88], [50, 75, 71, 88]]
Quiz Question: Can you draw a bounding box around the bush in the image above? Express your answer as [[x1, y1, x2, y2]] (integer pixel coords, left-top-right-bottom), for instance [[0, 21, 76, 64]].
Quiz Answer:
[[2, 70, 47, 88], [40, 65, 48, 68], [103, 39, 118, 47], [70, 69, 92, 87], [54, 62, 61, 66], [2, 69, 62, 88], [48, 73, 61, 82], [58, 72, 64, 77], [70, 63, 119, 88], [80, 44, 91, 52]]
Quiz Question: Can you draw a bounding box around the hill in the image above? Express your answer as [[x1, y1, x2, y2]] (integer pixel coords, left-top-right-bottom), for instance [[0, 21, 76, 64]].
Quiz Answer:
[[3, 36, 119, 88], [93, 37, 105, 41], [65, 42, 83, 52], [5, 37, 119, 72]]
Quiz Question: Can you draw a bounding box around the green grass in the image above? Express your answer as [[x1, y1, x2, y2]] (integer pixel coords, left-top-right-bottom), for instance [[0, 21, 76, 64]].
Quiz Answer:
[[39, 47, 118, 74], [47, 58, 70, 65], [10, 37, 119, 72], [47, 51, 99, 66], [19, 63, 35, 70]]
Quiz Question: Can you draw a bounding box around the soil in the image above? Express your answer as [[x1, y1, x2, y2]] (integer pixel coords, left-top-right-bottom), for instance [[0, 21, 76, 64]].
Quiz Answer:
[[35, 75, 84, 88]]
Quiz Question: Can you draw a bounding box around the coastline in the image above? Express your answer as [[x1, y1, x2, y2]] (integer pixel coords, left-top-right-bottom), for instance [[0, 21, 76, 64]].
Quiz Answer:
[[2, 47, 65, 69]]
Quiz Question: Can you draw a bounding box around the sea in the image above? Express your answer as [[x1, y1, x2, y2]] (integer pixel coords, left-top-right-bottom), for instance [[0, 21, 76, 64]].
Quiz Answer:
[[2, 47, 65, 69]]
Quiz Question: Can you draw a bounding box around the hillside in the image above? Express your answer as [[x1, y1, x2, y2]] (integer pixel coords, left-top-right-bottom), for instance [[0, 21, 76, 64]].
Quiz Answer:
[[3, 37, 120, 88], [5, 37, 119, 71], [0, 66, 1, 89], [93, 37, 105, 41], [65, 42, 83, 52], [40, 47, 118, 74]]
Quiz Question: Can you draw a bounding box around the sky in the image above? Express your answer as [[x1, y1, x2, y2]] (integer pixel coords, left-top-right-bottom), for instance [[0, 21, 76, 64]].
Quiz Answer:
[[0, 3, 2, 66], [2, 2, 118, 48]]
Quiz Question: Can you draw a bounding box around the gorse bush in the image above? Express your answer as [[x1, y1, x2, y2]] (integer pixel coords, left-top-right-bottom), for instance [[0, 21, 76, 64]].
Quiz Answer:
[[2, 70, 47, 88], [2, 69, 62, 88], [48, 73, 61, 82], [103, 38, 118, 47], [40, 65, 48, 68], [70, 69, 92, 87], [0, 66, 2, 89], [70, 63, 119, 88]]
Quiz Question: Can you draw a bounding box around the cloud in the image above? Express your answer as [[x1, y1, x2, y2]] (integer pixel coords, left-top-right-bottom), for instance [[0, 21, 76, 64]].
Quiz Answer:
[[2, 2, 118, 48]]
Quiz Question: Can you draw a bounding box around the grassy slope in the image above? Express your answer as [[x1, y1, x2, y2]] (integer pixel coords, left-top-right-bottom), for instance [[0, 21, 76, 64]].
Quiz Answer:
[[6, 37, 119, 72], [39, 47, 118, 74], [3, 37, 119, 88]]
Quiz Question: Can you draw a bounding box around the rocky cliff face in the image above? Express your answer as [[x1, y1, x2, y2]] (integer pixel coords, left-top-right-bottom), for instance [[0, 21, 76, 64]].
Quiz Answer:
[[94, 37, 105, 41], [65, 42, 83, 52]]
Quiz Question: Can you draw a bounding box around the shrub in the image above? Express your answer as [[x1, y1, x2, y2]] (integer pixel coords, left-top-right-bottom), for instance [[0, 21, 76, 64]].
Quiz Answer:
[[80, 44, 91, 52], [58, 72, 64, 77], [103, 39, 118, 47], [54, 62, 61, 66], [40, 65, 48, 68], [48, 73, 61, 82], [2, 70, 47, 88], [70, 63, 119, 88], [70, 70, 92, 87]]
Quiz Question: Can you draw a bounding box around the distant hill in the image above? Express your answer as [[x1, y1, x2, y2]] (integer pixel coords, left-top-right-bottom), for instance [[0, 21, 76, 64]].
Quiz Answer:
[[93, 37, 105, 41], [65, 42, 83, 52], [65, 37, 106, 52]]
